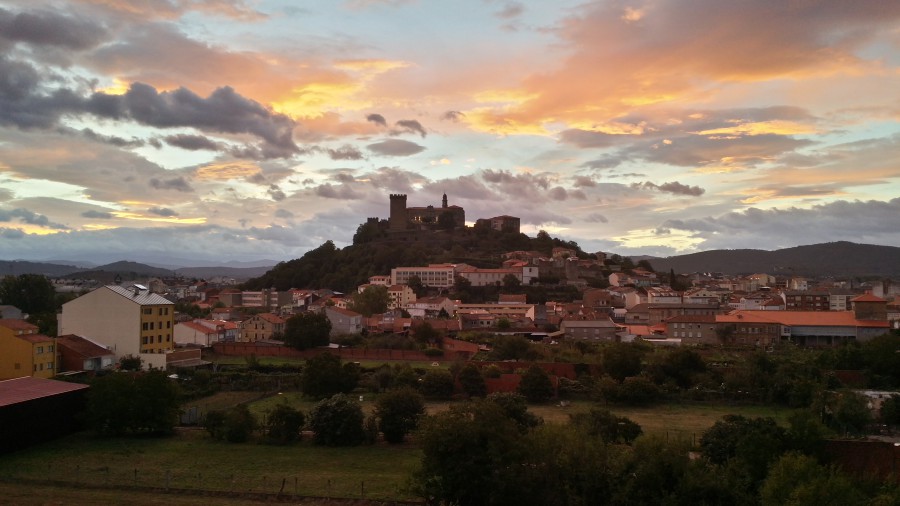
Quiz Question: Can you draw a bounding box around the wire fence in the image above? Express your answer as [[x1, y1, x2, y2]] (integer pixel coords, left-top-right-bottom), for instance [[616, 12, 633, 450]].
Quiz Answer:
[[1, 463, 422, 504]]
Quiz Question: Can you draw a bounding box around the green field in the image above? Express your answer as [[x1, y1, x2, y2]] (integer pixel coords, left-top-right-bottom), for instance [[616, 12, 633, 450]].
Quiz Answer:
[[0, 396, 796, 504]]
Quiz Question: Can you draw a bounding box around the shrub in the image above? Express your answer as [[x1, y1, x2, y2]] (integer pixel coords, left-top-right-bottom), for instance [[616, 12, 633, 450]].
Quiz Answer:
[[309, 394, 366, 446], [375, 388, 426, 443], [223, 404, 257, 443], [420, 369, 455, 400], [264, 403, 305, 444]]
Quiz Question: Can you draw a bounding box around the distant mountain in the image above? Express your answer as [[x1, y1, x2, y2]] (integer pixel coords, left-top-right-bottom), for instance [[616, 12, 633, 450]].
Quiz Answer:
[[175, 265, 274, 280], [644, 242, 900, 278], [0, 260, 85, 277]]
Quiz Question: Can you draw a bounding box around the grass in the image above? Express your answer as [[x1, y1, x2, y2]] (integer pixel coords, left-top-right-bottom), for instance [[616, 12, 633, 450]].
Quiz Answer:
[[0, 392, 798, 504], [0, 430, 421, 501]]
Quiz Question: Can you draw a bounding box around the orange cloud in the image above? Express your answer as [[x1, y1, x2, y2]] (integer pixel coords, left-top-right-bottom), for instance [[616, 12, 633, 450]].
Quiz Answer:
[[195, 162, 262, 181]]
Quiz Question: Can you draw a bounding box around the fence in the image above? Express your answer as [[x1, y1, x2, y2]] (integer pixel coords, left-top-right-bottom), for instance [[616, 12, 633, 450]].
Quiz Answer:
[[212, 342, 468, 362], [1, 463, 422, 504]]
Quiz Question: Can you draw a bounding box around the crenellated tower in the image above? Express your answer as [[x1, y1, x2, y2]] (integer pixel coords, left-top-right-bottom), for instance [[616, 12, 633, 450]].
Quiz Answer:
[[389, 194, 408, 231]]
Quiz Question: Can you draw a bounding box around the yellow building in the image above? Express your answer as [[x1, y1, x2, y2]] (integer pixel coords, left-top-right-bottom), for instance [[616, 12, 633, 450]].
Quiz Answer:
[[59, 285, 175, 366], [0, 319, 56, 380]]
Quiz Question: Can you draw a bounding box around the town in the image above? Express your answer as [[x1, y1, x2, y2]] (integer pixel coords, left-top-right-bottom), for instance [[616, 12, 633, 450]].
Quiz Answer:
[[2, 195, 900, 504]]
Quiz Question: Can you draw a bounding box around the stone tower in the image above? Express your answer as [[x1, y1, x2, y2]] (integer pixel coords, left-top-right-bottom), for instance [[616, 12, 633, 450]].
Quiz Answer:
[[442, 193, 448, 208], [389, 194, 408, 231]]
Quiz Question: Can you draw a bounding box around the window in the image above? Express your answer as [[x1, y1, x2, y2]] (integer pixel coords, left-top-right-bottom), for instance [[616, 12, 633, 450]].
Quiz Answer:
[[167, 321, 171, 329], [15, 363, 20, 370], [143, 322, 149, 331], [158, 335, 162, 343], [150, 322, 155, 330], [142, 336, 148, 345], [47, 362, 53, 370], [143, 308, 152, 315], [48, 345, 53, 352], [36, 346, 43, 354], [166, 334, 171, 342]]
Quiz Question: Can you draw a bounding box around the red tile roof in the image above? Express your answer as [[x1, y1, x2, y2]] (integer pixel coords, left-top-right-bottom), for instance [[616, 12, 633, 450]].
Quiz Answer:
[[56, 335, 113, 358], [0, 319, 38, 332], [851, 293, 886, 303], [18, 334, 54, 344], [0, 377, 89, 408]]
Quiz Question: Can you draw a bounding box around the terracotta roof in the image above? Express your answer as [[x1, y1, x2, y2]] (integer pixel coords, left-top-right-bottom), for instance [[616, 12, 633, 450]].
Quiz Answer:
[[18, 333, 54, 344], [665, 315, 716, 323], [0, 377, 89, 408], [257, 313, 286, 324], [0, 319, 39, 332], [326, 307, 361, 317], [724, 310, 889, 328], [851, 293, 886, 303], [56, 335, 113, 358], [178, 321, 215, 334]]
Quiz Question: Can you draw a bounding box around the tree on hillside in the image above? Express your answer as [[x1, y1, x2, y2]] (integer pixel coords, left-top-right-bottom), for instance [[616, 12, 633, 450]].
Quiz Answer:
[[284, 311, 331, 350], [347, 285, 389, 317], [301, 352, 359, 399]]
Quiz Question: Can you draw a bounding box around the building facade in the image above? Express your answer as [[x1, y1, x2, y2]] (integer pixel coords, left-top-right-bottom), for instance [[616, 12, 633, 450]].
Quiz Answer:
[[59, 285, 175, 362], [0, 319, 56, 380]]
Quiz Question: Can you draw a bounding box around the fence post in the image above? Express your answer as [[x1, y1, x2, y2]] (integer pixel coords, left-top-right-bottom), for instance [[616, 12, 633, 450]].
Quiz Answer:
[[294, 476, 298, 494], [361, 480, 365, 497], [165, 470, 170, 491], [134, 468, 137, 486]]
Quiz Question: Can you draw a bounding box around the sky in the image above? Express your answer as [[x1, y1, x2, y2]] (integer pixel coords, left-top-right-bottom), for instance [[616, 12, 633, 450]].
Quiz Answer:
[[1, 0, 900, 267]]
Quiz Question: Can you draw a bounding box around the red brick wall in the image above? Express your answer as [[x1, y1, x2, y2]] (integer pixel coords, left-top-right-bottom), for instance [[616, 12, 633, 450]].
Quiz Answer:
[[825, 439, 900, 480]]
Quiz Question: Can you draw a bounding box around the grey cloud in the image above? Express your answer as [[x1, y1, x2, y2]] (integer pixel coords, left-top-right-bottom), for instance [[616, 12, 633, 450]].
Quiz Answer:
[[549, 186, 569, 201], [81, 210, 114, 219], [632, 181, 705, 197], [314, 184, 363, 200], [0, 207, 69, 229], [586, 213, 608, 223], [116, 83, 298, 156], [0, 8, 108, 50], [164, 134, 220, 151], [0, 227, 25, 239], [394, 119, 427, 138], [148, 207, 178, 217], [331, 172, 356, 183], [275, 209, 294, 219], [483, 169, 551, 190], [267, 184, 286, 201], [639, 134, 810, 168], [559, 129, 620, 148], [367, 139, 425, 156], [580, 156, 624, 169], [572, 175, 597, 187], [365, 167, 427, 191], [149, 176, 193, 192], [422, 175, 495, 200], [495, 2, 524, 19], [79, 128, 144, 148], [366, 113, 387, 127], [0, 188, 13, 201], [659, 198, 900, 250], [245, 173, 267, 185], [327, 145, 364, 160], [442, 110, 464, 122]]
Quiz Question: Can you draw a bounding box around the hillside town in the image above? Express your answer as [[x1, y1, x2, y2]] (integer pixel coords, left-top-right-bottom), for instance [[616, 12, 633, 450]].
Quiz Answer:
[[2, 242, 898, 379]]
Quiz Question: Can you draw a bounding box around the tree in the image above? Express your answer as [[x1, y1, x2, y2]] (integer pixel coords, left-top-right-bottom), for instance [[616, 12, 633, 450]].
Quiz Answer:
[[490, 335, 530, 360], [518, 365, 554, 403], [457, 364, 487, 398], [486, 392, 542, 430], [502, 274, 521, 290], [301, 352, 359, 399], [0, 274, 57, 315], [85, 371, 181, 436], [761, 453, 862, 506], [264, 403, 305, 444], [602, 343, 645, 382], [408, 275, 425, 296], [413, 321, 441, 346], [348, 285, 389, 317], [283, 311, 331, 350], [375, 388, 426, 443], [420, 369, 455, 400], [617, 376, 661, 405], [700, 415, 788, 485], [636, 259, 654, 272], [118, 355, 143, 371], [222, 404, 258, 443], [413, 401, 523, 506], [309, 394, 366, 446]]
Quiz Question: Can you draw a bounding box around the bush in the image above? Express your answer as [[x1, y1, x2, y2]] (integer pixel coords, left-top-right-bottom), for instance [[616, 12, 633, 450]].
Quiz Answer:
[[458, 364, 487, 398], [518, 365, 555, 403], [420, 369, 455, 400], [309, 394, 366, 446], [301, 353, 359, 399], [264, 403, 305, 444], [223, 404, 258, 443], [375, 388, 426, 443], [617, 376, 661, 405]]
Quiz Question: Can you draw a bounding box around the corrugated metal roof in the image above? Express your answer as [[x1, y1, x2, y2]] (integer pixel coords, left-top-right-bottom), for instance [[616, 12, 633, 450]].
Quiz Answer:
[[105, 285, 173, 305], [0, 377, 89, 408]]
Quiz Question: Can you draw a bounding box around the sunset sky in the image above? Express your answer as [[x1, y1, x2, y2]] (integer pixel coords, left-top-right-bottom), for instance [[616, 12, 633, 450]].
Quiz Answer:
[[1, 0, 899, 266]]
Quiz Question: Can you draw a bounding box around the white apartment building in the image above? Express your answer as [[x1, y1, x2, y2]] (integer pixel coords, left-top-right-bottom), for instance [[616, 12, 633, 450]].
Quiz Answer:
[[391, 265, 456, 288]]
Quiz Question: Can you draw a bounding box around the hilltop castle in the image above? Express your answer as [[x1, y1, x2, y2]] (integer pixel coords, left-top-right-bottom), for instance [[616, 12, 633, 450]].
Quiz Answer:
[[389, 193, 466, 230]]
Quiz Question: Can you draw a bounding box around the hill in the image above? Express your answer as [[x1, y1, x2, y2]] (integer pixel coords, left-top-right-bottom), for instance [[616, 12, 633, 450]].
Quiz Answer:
[[0, 260, 85, 277], [243, 227, 587, 292], [646, 241, 900, 278]]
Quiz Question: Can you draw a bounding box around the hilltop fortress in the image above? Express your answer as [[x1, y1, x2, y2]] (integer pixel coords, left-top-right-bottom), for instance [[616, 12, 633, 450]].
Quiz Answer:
[[383, 193, 519, 234]]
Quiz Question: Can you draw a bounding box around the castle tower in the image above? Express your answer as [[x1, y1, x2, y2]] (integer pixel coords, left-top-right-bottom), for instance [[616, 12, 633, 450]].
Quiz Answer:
[[389, 194, 408, 231], [442, 193, 448, 208]]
